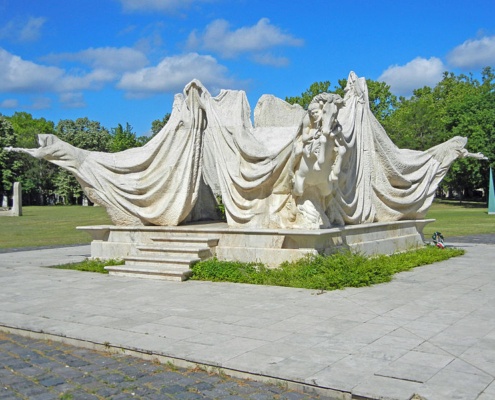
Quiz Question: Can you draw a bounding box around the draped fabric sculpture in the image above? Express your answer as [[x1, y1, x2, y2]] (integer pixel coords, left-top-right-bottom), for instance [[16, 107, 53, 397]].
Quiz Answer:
[[7, 72, 485, 229]]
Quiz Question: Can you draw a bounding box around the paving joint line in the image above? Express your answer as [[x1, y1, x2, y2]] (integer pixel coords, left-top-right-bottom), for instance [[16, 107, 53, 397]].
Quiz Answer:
[[0, 324, 368, 400]]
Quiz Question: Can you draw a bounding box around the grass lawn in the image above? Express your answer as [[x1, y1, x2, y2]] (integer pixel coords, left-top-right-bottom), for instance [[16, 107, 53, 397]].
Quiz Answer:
[[0, 206, 112, 249], [0, 201, 493, 249], [424, 200, 495, 238]]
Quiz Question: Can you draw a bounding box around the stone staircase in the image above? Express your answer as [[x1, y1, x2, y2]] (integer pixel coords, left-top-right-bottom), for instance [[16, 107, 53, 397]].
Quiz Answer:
[[105, 236, 219, 281]]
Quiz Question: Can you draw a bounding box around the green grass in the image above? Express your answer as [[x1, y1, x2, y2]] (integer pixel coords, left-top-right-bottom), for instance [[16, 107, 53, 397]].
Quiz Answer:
[[424, 200, 495, 238], [191, 246, 465, 290], [1, 201, 493, 249], [0, 206, 112, 249], [51, 258, 124, 274]]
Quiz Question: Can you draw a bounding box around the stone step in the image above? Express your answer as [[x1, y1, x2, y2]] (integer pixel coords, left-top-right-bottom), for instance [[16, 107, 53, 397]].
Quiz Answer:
[[136, 244, 212, 258], [105, 265, 192, 281], [150, 236, 219, 247], [124, 255, 201, 267]]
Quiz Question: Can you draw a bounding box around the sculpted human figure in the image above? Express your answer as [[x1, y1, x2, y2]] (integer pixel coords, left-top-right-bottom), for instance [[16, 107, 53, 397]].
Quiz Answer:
[[292, 93, 345, 198], [290, 93, 346, 228]]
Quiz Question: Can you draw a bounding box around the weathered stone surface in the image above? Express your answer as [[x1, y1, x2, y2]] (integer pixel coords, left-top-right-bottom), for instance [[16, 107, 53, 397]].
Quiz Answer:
[[6, 72, 486, 229]]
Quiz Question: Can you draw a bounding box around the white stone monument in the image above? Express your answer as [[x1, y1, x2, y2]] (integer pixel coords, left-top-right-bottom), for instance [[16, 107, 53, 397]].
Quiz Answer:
[[5, 72, 487, 279]]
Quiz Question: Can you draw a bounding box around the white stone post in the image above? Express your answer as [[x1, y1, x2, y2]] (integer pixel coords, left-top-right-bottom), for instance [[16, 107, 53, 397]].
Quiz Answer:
[[12, 182, 22, 216]]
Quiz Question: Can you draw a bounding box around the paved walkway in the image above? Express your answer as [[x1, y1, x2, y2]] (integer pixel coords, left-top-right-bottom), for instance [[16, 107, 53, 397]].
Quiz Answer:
[[1, 239, 495, 400]]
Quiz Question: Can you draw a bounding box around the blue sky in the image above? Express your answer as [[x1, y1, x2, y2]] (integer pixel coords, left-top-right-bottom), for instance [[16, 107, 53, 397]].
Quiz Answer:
[[1, 0, 495, 137]]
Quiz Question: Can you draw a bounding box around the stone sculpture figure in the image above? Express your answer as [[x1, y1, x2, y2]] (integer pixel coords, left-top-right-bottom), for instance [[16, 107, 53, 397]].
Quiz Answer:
[[291, 93, 346, 227], [6, 72, 486, 229]]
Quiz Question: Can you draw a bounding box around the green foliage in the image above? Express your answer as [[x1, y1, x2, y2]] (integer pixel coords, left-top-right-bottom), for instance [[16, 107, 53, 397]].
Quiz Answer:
[[385, 68, 495, 199], [109, 123, 142, 152], [52, 258, 124, 274], [54, 118, 111, 203], [191, 247, 464, 290], [0, 116, 19, 195], [285, 81, 331, 109], [56, 117, 111, 152], [4, 112, 57, 203], [151, 113, 171, 136]]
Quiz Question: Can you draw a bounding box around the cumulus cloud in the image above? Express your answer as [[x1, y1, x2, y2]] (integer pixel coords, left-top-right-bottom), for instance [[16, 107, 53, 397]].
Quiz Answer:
[[0, 16, 46, 43], [44, 47, 149, 72], [19, 17, 47, 42], [118, 52, 236, 97], [0, 99, 19, 108], [378, 57, 446, 97], [447, 35, 495, 69], [59, 69, 117, 92], [60, 92, 86, 108], [0, 48, 64, 93], [31, 97, 52, 110], [252, 53, 289, 67], [187, 18, 303, 59], [0, 48, 121, 96], [119, 0, 209, 13]]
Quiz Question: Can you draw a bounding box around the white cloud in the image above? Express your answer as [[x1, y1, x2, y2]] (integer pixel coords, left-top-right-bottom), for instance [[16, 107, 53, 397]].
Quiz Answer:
[[0, 16, 46, 43], [31, 97, 52, 110], [19, 17, 46, 42], [119, 0, 209, 13], [447, 35, 495, 69], [0, 48, 119, 96], [0, 48, 64, 93], [118, 53, 236, 97], [60, 92, 86, 108], [0, 98, 19, 108], [187, 18, 303, 58], [378, 57, 446, 96], [252, 53, 289, 67], [45, 47, 149, 72], [59, 69, 117, 92]]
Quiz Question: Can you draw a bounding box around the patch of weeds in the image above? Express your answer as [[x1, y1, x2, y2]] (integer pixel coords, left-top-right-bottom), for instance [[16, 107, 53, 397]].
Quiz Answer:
[[166, 361, 178, 372], [50, 258, 124, 274], [191, 246, 465, 291]]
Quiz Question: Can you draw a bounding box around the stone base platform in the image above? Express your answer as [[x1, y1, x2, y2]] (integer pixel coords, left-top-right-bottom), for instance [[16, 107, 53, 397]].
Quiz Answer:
[[77, 220, 433, 280]]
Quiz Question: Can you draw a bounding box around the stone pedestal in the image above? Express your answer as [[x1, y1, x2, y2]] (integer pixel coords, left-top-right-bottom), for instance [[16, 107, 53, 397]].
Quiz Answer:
[[78, 220, 434, 269]]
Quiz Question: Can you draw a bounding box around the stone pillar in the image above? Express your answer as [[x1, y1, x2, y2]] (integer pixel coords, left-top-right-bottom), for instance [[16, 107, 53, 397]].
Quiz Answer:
[[1, 195, 7, 208], [82, 196, 89, 206], [12, 182, 22, 216]]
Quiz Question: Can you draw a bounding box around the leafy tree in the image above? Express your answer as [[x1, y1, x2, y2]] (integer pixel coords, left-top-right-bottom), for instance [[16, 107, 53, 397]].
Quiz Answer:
[[385, 69, 494, 199], [109, 123, 142, 152], [0, 117, 21, 203], [6, 112, 57, 204], [383, 86, 446, 150], [285, 81, 331, 110], [56, 117, 110, 152], [151, 113, 171, 136], [54, 118, 111, 204]]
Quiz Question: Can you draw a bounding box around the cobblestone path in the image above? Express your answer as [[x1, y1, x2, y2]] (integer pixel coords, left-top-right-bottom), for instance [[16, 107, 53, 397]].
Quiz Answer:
[[0, 332, 326, 400]]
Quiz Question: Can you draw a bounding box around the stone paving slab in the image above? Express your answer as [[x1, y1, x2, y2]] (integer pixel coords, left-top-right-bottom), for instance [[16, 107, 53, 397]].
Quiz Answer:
[[1, 242, 495, 399]]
